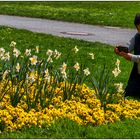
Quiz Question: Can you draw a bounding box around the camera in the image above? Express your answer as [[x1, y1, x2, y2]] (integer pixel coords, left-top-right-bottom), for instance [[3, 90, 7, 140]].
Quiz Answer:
[[116, 46, 128, 53]]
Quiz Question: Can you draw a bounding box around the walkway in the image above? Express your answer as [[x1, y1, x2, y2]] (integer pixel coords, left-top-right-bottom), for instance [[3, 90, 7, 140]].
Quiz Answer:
[[0, 15, 137, 46]]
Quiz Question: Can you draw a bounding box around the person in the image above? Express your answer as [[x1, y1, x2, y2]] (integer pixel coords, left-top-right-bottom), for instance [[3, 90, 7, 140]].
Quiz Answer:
[[114, 13, 140, 98]]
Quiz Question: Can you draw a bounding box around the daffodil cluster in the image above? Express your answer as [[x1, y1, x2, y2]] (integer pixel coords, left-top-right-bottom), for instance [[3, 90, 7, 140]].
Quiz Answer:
[[0, 41, 137, 133]]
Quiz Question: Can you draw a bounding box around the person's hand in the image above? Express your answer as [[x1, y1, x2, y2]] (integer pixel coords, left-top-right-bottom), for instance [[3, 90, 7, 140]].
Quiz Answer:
[[114, 46, 132, 61], [119, 52, 132, 61], [114, 47, 121, 56]]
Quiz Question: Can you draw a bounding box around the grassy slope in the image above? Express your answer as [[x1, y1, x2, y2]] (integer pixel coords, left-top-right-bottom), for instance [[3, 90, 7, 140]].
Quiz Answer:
[[0, 1, 139, 28], [0, 26, 132, 87]]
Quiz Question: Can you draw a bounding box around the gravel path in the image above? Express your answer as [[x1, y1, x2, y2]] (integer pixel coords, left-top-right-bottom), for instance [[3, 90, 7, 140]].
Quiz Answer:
[[0, 15, 137, 46]]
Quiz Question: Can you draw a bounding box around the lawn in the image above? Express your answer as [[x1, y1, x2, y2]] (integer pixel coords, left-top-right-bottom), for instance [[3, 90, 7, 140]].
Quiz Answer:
[[1, 118, 140, 139], [0, 1, 139, 28], [0, 2, 139, 138], [0, 26, 132, 87], [0, 26, 137, 139]]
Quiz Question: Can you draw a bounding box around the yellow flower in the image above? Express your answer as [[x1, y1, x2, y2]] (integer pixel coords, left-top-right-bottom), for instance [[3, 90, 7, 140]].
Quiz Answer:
[[13, 48, 21, 57], [73, 62, 80, 71], [29, 55, 38, 65], [116, 59, 120, 67], [0, 48, 5, 58], [83, 68, 90, 76], [47, 56, 53, 63], [10, 41, 16, 48], [53, 49, 61, 59], [44, 69, 50, 82], [23, 95, 27, 100], [16, 63, 20, 72], [112, 67, 121, 77], [2, 70, 10, 80], [25, 49, 31, 56], [60, 62, 67, 72], [46, 49, 53, 56], [2, 52, 10, 61], [26, 72, 36, 83], [73, 46, 79, 53], [114, 82, 124, 93], [89, 53, 95, 60], [35, 46, 39, 53], [60, 62, 67, 80]]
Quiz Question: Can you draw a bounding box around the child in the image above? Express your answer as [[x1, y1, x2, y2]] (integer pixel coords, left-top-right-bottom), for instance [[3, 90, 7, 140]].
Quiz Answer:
[[114, 13, 140, 98]]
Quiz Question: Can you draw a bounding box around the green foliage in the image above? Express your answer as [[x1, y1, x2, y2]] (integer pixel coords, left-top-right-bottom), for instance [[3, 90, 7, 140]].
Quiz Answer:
[[0, 1, 139, 28], [1, 118, 140, 138], [0, 26, 132, 109], [90, 64, 114, 109], [0, 39, 93, 111], [0, 26, 132, 86]]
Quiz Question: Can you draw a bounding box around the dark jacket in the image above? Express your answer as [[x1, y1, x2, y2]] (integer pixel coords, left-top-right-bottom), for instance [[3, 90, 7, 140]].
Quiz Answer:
[[125, 33, 140, 97]]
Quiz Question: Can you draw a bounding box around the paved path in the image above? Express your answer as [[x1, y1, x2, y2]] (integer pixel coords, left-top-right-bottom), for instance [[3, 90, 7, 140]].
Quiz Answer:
[[0, 15, 137, 46]]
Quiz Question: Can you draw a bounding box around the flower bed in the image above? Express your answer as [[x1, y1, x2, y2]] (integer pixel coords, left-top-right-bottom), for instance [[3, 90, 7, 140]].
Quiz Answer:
[[0, 41, 139, 132], [0, 83, 140, 132]]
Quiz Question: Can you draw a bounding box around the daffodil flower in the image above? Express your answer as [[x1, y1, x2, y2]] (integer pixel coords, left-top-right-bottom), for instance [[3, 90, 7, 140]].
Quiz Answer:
[[73, 46, 79, 53], [2, 52, 10, 61], [44, 69, 50, 82], [73, 62, 80, 71], [112, 67, 121, 77], [25, 49, 31, 56], [53, 49, 61, 59], [2, 70, 10, 80], [60, 62, 67, 73], [29, 55, 38, 65], [10, 41, 16, 47], [116, 59, 120, 67], [83, 68, 90, 76], [35, 46, 39, 53], [13, 48, 21, 58], [89, 53, 95, 60], [60, 62, 67, 80], [114, 82, 124, 93], [0, 48, 5, 58], [26, 72, 36, 83], [47, 56, 53, 63], [16, 63, 20, 72], [46, 49, 53, 56]]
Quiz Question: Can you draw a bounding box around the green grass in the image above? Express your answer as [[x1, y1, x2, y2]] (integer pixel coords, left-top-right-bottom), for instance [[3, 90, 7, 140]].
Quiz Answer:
[[0, 3, 138, 138], [1, 118, 140, 138], [0, 26, 135, 138], [0, 26, 132, 88], [0, 1, 139, 28]]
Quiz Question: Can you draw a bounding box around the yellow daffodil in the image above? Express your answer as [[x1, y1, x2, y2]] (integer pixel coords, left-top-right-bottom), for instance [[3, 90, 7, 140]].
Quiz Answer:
[[35, 46, 39, 53], [2, 70, 10, 80], [115, 59, 120, 67], [10, 41, 16, 48], [2, 52, 10, 61], [13, 48, 21, 58], [25, 49, 31, 56], [89, 53, 95, 60], [53, 49, 61, 59], [112, 67, 121, 77], [73, 62, 80, 71], [46, 49, 53, 56], [0, 48, 5, 58], [15, 63, 20, 72], [114, 82, 124, 93], [73, 46, 79, 53], [29, 55, 38, 65], [83, 68, 90, 76], [44, 69, 50, 82]]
